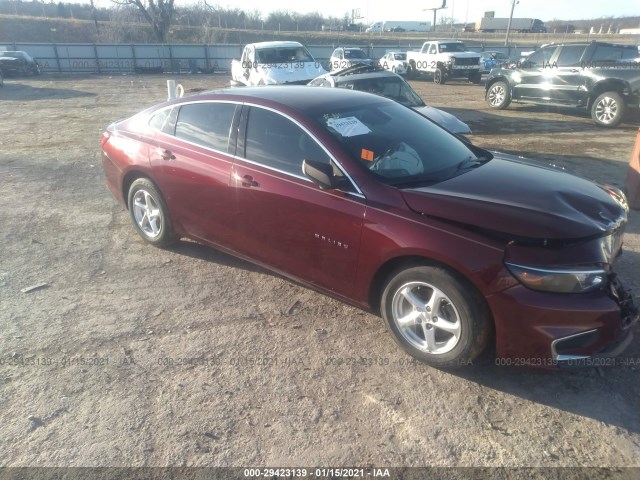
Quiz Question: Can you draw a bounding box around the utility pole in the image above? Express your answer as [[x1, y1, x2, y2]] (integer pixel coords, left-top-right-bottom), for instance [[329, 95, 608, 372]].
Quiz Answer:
[[505, 0, 518, 46], [424, 1, 446, 34]]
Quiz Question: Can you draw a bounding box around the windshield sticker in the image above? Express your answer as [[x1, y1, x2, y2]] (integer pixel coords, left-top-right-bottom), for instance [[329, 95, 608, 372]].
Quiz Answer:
[[327, 116, 371, 137], [361, 148, 374, 161]]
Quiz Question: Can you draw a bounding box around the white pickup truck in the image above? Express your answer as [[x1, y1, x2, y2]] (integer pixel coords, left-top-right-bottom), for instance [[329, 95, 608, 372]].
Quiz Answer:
[[406, 40, 481, 84], [230, 41, 326, 86]]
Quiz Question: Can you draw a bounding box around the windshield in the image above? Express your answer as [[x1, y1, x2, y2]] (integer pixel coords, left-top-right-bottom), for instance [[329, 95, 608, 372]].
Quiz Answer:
[[393, 53, 406, 60], [439, 43, 467, 53], [340, 77, 424, 107], [255, 46, 314, 63], [345, 50, 368, 59], [316, 101, 487, 186]]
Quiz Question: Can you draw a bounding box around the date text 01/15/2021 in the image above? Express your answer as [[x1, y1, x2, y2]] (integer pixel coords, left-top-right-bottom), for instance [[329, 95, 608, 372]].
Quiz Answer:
[[243, 468, 391, 477]]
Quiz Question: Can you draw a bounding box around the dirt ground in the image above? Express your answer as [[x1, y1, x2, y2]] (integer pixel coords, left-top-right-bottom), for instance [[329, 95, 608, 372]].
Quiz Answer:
[[1, 73, 640, 472]]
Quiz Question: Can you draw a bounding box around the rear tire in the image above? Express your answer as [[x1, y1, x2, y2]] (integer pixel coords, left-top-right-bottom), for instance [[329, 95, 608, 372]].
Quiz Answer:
[[591, 91, 625, 127], [127, 178, 177, 247], [381, 265, 492, 367]]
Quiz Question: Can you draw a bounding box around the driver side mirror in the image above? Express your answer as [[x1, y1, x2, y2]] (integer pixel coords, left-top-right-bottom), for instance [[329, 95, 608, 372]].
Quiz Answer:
[[302, 160, 335, 189]]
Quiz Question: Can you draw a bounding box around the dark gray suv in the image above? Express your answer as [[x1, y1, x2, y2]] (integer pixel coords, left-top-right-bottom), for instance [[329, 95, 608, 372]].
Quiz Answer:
[[485, 42, 640, 127]]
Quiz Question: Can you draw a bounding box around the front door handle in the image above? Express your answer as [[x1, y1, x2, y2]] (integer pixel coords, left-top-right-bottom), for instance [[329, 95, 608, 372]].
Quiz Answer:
[[234, 172, 259, 187], [157, 148, 175, 161]]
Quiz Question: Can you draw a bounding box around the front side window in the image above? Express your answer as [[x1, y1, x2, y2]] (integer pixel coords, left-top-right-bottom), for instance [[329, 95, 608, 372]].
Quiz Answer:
[[245, 107, 330, 176], [523, 46, 557, 68], [175, 102, 237, 152], [428, 45, 437, 54]]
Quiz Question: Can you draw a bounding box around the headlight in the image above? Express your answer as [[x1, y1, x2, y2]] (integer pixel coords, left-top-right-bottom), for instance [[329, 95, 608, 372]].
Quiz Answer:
[[448, 57, 456, 64], [505, 263, 606, 293]]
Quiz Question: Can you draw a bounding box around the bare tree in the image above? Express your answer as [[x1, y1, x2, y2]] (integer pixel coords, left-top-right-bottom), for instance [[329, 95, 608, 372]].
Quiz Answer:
[[111, 0, 175, 42]]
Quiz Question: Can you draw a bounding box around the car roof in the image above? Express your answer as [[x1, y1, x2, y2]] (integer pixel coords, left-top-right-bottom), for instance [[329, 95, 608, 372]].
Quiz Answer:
[[190, 86, 391, 114]]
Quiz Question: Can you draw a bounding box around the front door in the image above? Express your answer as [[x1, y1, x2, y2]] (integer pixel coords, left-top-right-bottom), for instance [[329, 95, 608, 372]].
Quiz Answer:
[[230, 105, 366, 297]]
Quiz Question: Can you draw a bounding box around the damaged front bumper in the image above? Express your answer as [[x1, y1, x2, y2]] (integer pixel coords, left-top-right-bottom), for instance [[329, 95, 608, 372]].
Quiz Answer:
[[551, 275, 639, 367], [489, 273, 638, 367]]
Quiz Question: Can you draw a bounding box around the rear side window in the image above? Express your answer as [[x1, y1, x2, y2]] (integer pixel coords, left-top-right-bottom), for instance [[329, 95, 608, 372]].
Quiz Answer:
[[591, 45, 637, 63], [149, 107, 178, 135], [175, 103, 237, 152], [556, 45, 585, 66], [244, 107, 330, 176]]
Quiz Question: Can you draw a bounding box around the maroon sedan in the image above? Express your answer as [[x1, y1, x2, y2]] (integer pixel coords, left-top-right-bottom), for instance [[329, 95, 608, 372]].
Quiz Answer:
[[101, 86, 637, 367]]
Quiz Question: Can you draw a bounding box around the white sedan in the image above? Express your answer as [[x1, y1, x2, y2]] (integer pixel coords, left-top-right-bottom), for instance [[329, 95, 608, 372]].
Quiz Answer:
[[378, 52, 408, 75]]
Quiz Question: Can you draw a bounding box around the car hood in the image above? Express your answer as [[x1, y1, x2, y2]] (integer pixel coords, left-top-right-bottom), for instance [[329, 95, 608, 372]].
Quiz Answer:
[[413, 105, 471, 134], [400, 154, 626, 240], [447, 52, 481, 59]]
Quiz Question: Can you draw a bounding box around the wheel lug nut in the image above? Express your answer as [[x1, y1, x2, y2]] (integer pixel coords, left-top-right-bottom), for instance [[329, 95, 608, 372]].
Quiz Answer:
[[433, 316, 438, 322], [426, 307, 431, 312]]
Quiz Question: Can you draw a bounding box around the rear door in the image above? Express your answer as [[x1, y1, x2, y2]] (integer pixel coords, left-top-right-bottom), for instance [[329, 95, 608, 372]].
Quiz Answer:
[[548, 45, 588, 105], [149, 101, 240, 246], [230, 105, 366, 296]]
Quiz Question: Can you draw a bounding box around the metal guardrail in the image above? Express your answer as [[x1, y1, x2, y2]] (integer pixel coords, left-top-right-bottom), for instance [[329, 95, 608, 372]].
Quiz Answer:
[[0, 42, 541, 74]]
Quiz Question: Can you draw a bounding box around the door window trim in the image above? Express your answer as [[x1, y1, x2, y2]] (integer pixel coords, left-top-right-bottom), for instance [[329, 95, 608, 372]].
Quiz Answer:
[[150, 100, 241, 157], [237, 102, 365, 198]]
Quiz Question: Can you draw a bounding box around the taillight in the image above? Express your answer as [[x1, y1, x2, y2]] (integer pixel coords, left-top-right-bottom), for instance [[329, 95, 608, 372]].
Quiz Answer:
[[100, 131, 111, 147]]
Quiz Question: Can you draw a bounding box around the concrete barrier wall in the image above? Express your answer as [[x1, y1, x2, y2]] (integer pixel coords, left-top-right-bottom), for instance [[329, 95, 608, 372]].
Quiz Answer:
[[0, 42, 540, 73]]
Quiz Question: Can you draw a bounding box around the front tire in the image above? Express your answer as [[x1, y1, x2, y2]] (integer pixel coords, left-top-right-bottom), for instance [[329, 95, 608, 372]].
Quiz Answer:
[[127, 178, 177, 247], [486, 80, 511, 109], [381, 266, 491, 367], [434, 68, 446, 84], [591, 91, 625, 127]]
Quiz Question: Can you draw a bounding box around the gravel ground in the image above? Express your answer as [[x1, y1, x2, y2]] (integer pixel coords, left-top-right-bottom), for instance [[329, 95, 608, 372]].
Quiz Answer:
[[0, 73, 639, 471]]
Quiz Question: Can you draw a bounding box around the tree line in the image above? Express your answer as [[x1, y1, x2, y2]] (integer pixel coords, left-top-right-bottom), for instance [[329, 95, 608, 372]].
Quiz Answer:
[[0, 0, 358, 42]]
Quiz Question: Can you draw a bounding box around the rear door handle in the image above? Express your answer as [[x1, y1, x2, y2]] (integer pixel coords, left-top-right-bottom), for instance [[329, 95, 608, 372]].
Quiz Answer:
[[241, 175, 259, 187], [157, 148, 175, 161]]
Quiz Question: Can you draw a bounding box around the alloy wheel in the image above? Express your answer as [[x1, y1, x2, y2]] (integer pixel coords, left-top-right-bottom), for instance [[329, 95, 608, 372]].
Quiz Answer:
[[488, 84, 506, 107], [594, 96, 618, 125], [132, 189, 163, 238], [391, 281, 462, 354]]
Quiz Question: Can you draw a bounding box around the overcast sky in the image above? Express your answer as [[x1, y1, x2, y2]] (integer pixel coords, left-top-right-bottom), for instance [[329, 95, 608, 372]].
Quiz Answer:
[[206, 0, 639, 24]]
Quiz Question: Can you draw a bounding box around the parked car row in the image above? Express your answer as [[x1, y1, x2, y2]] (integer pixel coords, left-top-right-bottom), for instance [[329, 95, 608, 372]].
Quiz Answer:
[[230, 40, 640, 127]]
